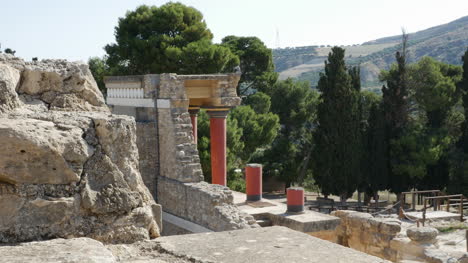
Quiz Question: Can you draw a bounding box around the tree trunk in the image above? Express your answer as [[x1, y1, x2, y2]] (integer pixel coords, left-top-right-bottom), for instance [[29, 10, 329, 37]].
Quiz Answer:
[[297, 146, 313, 185], [340, 194, 347, 206]]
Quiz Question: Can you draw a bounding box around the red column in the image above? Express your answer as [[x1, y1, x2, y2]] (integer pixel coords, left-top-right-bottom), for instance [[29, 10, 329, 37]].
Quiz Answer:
[[207, 110, 229, 186], [287, 187, 304, 213], [246, 164, 262, 201], [188, 108, 199, 145]]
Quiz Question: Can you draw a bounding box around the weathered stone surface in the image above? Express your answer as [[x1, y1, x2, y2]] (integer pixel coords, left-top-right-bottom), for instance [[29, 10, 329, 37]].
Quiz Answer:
[[0, 63, 21, 113], [136, 121, 158, 198], [0, 118, 92, 184], [155, 226, 390, 263], [158, 178, 258, 232], [0, 238, 116, 263], [332, 211, 402, 261], [0, 57, 160, 243], [0, 54, 108, 113], [2, 226, 389, 263], [406, 227, 439, 244], [19, 60, 107, 112]]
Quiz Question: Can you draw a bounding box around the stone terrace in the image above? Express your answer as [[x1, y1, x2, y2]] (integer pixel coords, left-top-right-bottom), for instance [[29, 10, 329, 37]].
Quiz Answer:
[[0, 227, 390, 263]]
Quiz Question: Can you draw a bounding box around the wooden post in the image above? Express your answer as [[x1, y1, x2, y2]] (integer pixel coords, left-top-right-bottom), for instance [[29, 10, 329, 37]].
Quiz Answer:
[[423, 198, 427, 226], [358, 191, 362, 207], [446, 198, 450, 212], [399, 193, 404, 220], [460, 195, 464, 222], [412, 193, 416, 211]]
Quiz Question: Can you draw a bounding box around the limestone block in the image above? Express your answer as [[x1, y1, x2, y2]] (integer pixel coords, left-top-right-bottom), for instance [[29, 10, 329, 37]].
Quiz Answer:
[[423, 248, 452, 263], [379, 220, 401, 235], [0, 194, 25, 227], [0, 63, 21, 113], [80, 151, 142, 214], [18, 60, 107, 112], [157, 177, 188, 218], [158, 179, 257, 231], [0, 237, 116, 263], [390, 237, 427, 261], [407, 227, 438, 244], [0, 118, 92, 184]]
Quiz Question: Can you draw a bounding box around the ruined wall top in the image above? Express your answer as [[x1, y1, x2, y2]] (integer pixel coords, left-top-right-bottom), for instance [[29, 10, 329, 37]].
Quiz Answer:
[[0, 53, 108, 113], [104, 73, 241, 110]]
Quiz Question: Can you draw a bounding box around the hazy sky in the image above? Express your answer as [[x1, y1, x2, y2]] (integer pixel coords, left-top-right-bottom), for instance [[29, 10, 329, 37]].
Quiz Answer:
[[1, 0, 467, 61]]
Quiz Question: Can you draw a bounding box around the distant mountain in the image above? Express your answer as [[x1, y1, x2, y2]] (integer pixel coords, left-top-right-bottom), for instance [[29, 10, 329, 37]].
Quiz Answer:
[[273, 15, 468, 92]]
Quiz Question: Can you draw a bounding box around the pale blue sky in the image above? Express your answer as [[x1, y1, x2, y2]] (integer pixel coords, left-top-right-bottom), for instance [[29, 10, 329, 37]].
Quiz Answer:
[[1, 0, 467, 61]]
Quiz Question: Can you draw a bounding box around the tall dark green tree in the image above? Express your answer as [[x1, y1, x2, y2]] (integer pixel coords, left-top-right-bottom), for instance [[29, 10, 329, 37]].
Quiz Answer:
[[259, 79, 318, 187], [449, 48, 468, 196], [364, 100, 389, 197], [312, 47, 362, 200], [409, 57, 462, 190], [105, 3, 238, 75], [380, 33, 413, 194]]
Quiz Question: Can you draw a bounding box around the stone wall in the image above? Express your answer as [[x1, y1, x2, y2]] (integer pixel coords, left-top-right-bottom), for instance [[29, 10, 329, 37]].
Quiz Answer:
[[331, 211, 468, 262], [0, 54, 161, 243], [158, 178, 256, 231], [332, 211, 401, 261], [136, 122, 158, 198], [155, 74, 257, 231]]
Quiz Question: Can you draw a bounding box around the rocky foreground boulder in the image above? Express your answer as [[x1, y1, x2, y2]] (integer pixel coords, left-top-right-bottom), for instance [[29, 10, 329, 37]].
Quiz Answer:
[[0, 54, 160, 243]]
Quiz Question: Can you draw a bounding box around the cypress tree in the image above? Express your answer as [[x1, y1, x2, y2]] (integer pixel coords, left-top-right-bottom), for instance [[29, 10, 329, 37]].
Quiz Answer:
[[313, 47, 362, 201], [449, 48, 468, 195], [381, 33, 411, 194], [365, 102, 389, 197]]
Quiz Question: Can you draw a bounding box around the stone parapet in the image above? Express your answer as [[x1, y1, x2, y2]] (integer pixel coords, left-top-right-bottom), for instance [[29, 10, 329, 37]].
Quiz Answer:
[[157, 177, 258, 231], [332, 210, 401, 261]]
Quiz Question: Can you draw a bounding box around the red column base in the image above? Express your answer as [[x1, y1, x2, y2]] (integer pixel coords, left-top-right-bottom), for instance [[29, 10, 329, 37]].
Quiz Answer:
[[287, 187, 304, 213], [246, 164, 262, 201]]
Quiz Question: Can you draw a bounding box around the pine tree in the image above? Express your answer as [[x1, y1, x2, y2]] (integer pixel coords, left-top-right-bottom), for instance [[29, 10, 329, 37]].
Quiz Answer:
[[312, 47, 362, 201], [410, 57, 462, 190]]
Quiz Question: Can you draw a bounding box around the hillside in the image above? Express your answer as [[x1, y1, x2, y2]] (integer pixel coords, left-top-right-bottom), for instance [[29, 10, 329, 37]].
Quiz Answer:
[[273, 15, 468, 91]]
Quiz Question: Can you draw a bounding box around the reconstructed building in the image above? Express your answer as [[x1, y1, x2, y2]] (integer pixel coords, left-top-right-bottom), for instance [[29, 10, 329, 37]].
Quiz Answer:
[[104, 73, 257, 233]]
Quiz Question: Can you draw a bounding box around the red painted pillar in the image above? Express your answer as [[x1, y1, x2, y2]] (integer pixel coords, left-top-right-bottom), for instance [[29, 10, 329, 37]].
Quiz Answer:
[[188, 108, 199, 145], [287, 187, 304, 213], [246, 164, 262, 201], [207, 110, 229, 186]]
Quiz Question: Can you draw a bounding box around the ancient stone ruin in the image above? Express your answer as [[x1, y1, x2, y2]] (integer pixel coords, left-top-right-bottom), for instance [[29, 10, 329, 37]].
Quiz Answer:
[[1, 53, 465, 263], [0, 54, 160, 243], [104, 73, 258, 233]]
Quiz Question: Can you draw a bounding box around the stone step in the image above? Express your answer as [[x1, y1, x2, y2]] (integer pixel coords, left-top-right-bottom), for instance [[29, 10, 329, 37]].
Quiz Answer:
[[256, 219, 272, 227]]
